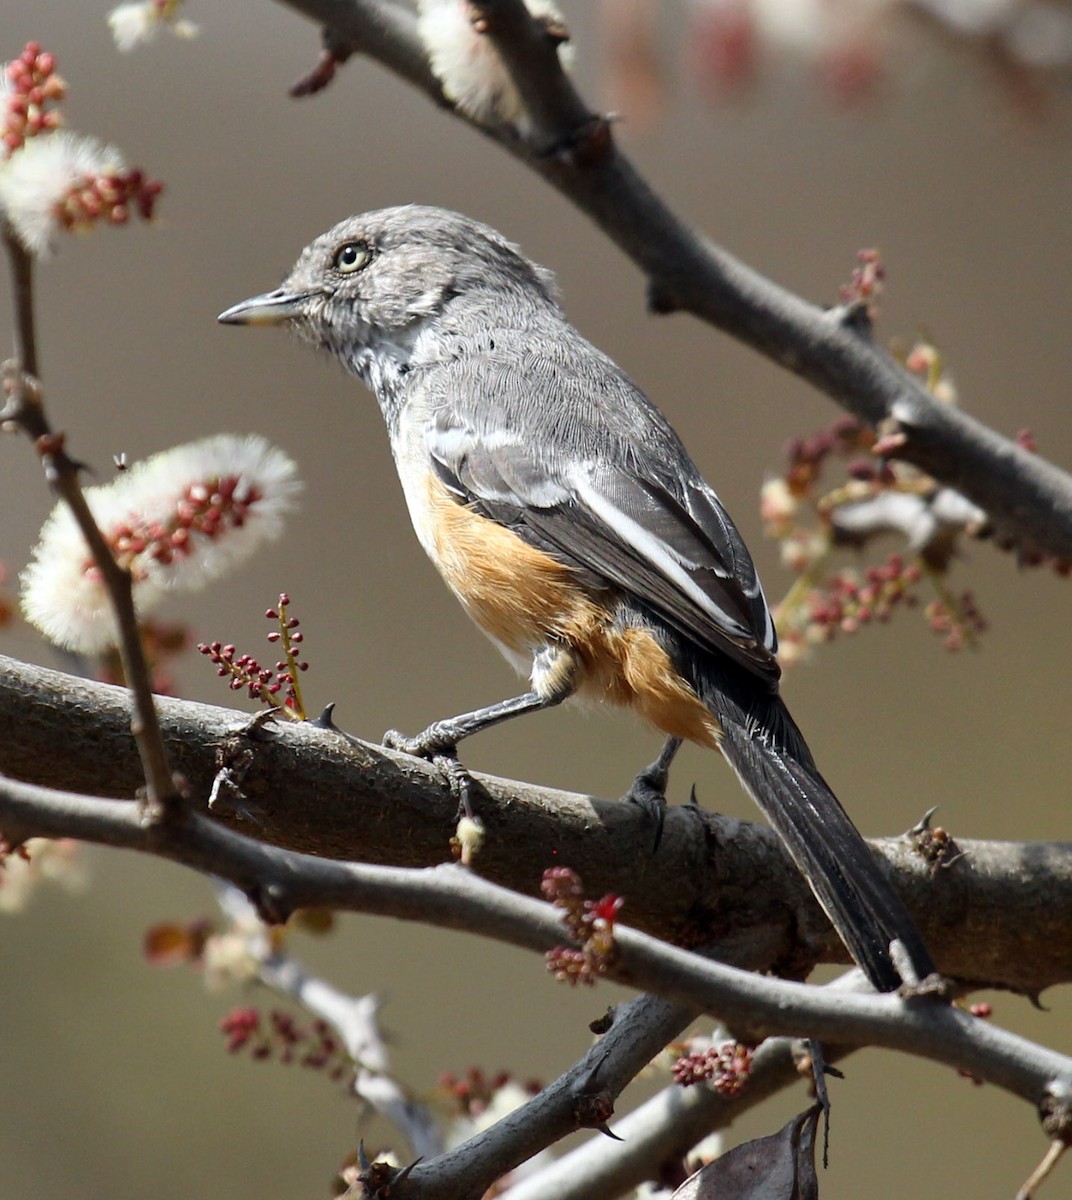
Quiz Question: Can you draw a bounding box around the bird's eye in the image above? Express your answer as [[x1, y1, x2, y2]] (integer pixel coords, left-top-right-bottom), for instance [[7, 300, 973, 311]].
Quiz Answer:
[[333, 240, 370, 274]]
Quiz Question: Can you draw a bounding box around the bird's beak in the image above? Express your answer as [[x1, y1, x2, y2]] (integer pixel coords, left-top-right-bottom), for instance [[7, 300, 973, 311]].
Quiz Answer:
[[217, 287, 307, 326]]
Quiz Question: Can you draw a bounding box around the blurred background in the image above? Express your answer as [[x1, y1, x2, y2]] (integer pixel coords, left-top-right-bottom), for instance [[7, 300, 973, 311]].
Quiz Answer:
[[1, 1, 1070, 1197]]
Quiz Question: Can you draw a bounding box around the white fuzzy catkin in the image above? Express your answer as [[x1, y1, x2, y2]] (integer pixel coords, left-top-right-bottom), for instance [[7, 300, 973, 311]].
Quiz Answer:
[[0, 130, 123, 254], [20, 433, 300, 653], [416, 0, 573, 128], [107, 1, 199, 52]]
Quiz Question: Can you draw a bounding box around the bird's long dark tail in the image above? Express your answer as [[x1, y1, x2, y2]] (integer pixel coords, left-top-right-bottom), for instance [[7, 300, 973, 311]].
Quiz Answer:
[[698, 668, 935, 992]]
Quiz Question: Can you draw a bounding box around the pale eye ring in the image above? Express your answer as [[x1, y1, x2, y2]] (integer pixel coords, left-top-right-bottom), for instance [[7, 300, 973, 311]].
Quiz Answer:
[[333, 240, 370, 274]]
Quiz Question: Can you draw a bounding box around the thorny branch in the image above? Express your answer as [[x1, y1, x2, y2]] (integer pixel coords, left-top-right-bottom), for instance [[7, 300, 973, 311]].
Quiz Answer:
[[3, 766, 1072, 1199], [272, 0, 1072, 562], [3, 653, 1072, 995], [499, 977, 870, 1200], [222, 862, 867, 1200], [402, 993, 698, 1200]]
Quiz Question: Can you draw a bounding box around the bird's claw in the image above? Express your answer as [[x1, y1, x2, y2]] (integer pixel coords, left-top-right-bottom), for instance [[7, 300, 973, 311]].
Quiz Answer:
[[382, 730, 474, 819], [432, 753, 476, 821], [622, 737, 681, 853], [382, 726, 457, 759], [623, 771, 668, 852]]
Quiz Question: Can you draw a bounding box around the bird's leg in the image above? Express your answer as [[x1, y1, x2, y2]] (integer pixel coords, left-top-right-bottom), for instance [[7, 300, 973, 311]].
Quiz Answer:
[[383, 690, 560, 758], [622, 736, 682, 852], [384, 692, 553, 820], [384, 645, 576, 818]]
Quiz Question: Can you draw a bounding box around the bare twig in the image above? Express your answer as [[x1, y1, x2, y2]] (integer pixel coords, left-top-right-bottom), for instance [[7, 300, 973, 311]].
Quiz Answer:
[[270, 0, 1072, 561], [3, 225, 38, 376], [400, 994, 696, 1199], [0, 235, 177, 813], [1017, 1140, 1068, 1200], [212, 884, 445, 1159], [501, 974, 871, 1200]]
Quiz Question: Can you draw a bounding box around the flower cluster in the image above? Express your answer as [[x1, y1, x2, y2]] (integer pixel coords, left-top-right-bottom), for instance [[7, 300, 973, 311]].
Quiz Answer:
[[838, 247, 885, 311], [437, 1067, 541, 1119], [0, 128, 163, 253], [219, 1007, 355, 1086], [1, 42, 64, 155], [671, 1038, 755, 1096], [924, 591, 988, 652], [760, 343, 1003, 665], [0, 42, 162, 254], [542, 867, 624, 985], [20, 434, 299, 655], [198, 592, 309, 718], [802, 553, 922, 638]]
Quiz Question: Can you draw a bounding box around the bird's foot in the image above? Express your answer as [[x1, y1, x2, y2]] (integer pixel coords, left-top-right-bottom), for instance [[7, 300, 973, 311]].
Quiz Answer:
[[383, 725, 475, 820], [622, 771, 667, 853], [383, 720, 459, 760], [433, 753, 477, 821], [621, 737, 682, 852]]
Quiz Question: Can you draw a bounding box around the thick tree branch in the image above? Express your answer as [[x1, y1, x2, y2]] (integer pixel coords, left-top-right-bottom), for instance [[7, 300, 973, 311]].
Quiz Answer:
[[3, 765, 1072, 1147], [2, 653, 1071, 996], [270, 0, 1072, 562]]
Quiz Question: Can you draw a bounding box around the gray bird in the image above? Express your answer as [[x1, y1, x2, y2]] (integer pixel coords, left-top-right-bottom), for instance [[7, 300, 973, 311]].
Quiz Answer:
[[219, 204, 935, 992]]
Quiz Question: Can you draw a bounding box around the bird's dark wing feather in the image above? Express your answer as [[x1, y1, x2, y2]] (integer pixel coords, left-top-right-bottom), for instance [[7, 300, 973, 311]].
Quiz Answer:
[[425, 389, 780, 684]]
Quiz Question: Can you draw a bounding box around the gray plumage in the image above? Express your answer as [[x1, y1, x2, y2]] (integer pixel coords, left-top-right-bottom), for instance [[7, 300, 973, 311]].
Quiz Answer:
[[220, 204, 935, 992]]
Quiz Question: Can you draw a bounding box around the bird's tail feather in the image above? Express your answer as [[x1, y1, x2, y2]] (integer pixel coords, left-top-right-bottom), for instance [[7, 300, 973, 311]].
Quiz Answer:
[[702, 677, 935, 992]]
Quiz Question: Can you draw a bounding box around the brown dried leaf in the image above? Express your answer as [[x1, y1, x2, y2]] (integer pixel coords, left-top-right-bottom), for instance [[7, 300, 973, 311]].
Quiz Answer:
[[672, 1105, 821, 1200], [292, 907, 336, 935], [143, 922, 199, 966]]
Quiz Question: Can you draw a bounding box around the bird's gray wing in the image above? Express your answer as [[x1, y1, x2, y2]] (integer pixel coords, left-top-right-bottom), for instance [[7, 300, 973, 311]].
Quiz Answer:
[[425, 384, 780, 685]]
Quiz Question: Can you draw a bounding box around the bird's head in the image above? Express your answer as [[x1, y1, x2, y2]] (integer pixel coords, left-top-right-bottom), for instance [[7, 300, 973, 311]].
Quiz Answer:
[[218, 205, 559, 375]]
